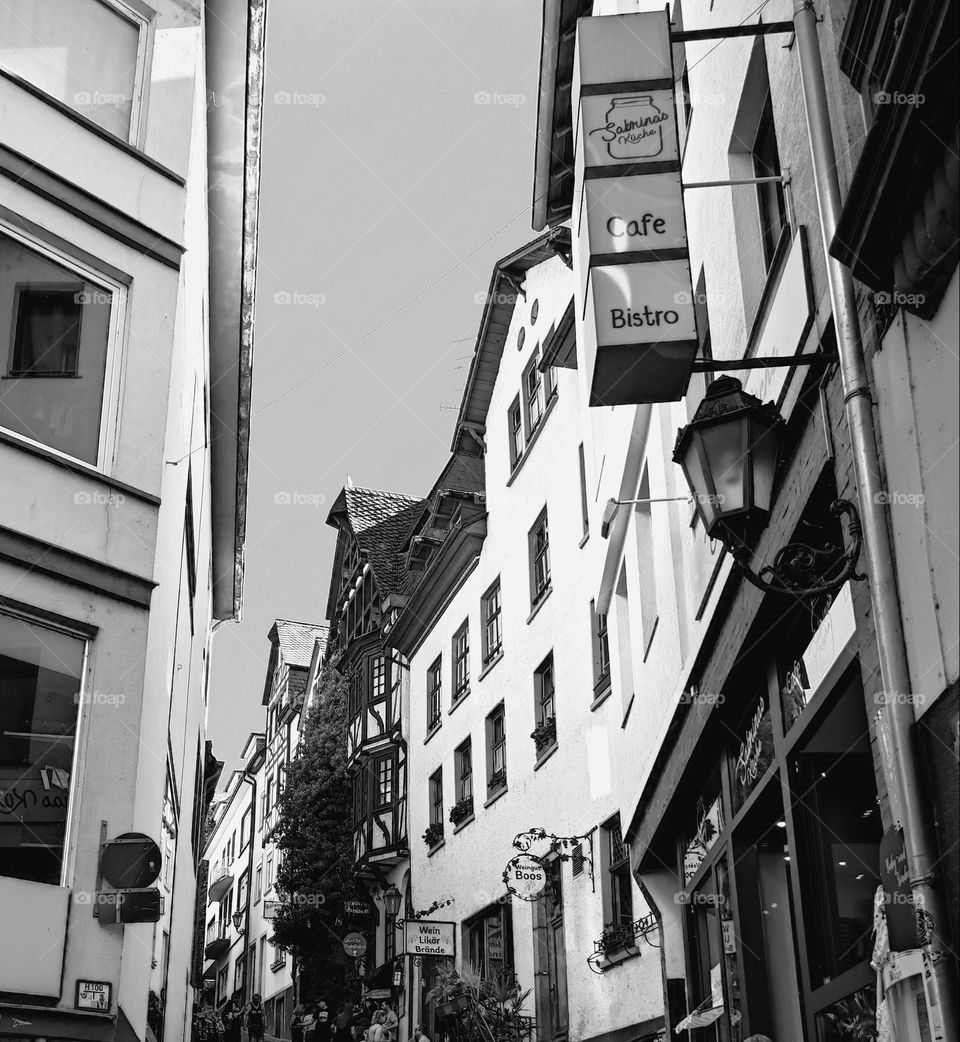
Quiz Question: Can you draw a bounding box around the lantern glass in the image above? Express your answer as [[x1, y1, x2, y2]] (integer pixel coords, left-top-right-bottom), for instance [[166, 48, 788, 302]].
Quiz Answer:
[[699, 416, 748, 517], [382, 885, 401, 919], [750, 415, 780, 517]]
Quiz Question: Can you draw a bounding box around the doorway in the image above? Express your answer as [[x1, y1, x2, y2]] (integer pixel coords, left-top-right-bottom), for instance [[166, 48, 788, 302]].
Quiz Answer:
[[533, 858, 568, 1040]]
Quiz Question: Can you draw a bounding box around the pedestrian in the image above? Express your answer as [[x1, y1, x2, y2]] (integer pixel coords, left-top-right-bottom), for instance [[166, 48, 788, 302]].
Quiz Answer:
[[300, 1001, 319, 1042], [291, 1003, 306, 1042], [412, 1026, 431, 1042], [191, 1002, 206, 1042], [314, 1000, 332, 1042], [380, 1004, 397, 1042], [245, 993, 266, 1042], [221, 999, 242, 1042], [333, 1001, 355, 1041]]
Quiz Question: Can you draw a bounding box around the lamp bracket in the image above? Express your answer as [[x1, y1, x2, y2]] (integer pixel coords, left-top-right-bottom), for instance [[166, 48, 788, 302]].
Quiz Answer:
[[690, 353, 837, 373], [731, 498, 866, 605]]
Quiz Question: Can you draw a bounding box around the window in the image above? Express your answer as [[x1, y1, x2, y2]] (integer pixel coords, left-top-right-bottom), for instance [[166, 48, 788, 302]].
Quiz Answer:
[[0, 609, 86, 885], [465, 902, 514, 980], [240, 807, 252, 850], [237, 869, 249, 910], [374, 755, 394, 809], [452, 621, 470, 703], [534, 654, 556, 728], [591, 601, 611, 694], [455, 739, 473, 802], [481, 579, 503, 665], [234, 952, 245, 993], [427, 657, 442, 732], [508, 396, 524, 469], [635, 467, 659, 653], [578, 443, 590, 538], [753, 95, 787, 271], [522, 352, 544, 435], [265, 854, 273, 890], [0, 0, 149, 140], [528, 509, 551, 606], [385, 911, 396, 963], [370, 655, 387, 701], [216, 966, 228, 1007], [486, 705, 507, 794], [685, 266, 713, 425], [603, 815, 633, 928], [254, 862, 262, 902], [429, 768, 444, 827], [0, 229, 121, 464], [348, 668, 363, 718]]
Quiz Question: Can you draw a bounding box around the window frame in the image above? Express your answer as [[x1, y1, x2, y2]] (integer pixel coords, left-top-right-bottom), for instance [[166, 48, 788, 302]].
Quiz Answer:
[[591, 600, 611, 695], [455, 738, 473, 803], [528, 508, 551, 607], [451, 620, 470, 704], [577, 443, 590, 539], [508, 395, 524, 470], [373, 752, 395, 810], [0, 602, 91, 888], [752, 94, 787, 273], [522, 351, 544, 437], [481, 578, 503, 665], [0, 219, 128, 471], [603, 815, 634, 929], [534, 653, 556, 728], [429, 767, 444, 827], [486, 703, 507, 794], [426, 657, 442, 732]]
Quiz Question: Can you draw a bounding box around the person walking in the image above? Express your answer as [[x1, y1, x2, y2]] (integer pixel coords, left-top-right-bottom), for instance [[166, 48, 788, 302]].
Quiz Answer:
[[314, 1000, 332, 1042], [412, 1026, 431, 1042], [221, 999, 242, 1042], [245, 994, 265, 1042]]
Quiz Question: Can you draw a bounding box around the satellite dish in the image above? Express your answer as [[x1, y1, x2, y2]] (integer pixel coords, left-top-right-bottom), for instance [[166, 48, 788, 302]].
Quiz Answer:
[[100, 832, 162, 889]]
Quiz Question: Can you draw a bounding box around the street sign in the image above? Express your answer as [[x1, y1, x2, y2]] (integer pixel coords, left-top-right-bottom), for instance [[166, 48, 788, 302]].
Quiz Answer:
[[75, 980, 111, 1011], [503, 854, 548, 902], [403, 920, 455, 957], [342, 931, 367, 957]]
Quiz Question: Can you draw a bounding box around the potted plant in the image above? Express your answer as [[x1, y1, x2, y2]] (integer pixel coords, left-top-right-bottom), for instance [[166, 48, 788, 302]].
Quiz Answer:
[[487, 767, 507, 793], [449, 796, 474, 826], [425, 961, 532, 1040], [422, 822, 444, 848], [530, 716, 557, 753]]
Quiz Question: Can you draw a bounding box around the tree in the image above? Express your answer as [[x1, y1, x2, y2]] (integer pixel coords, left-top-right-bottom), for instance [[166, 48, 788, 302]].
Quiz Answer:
[[272, 666, 363, 1002]]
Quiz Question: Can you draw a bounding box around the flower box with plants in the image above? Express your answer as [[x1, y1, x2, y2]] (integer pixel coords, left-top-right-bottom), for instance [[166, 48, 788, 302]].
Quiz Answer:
[[596, 920, 639, 956], [530, 716, 557, 753], [449, 796, 474, 826], [425, 961, 532, 1039], [487, 768, 507, 794], [422, 822, 444, 848]]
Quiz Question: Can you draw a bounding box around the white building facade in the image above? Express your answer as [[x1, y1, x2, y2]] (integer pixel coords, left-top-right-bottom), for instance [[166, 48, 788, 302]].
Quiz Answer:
[[0, 1, 264, 1040]]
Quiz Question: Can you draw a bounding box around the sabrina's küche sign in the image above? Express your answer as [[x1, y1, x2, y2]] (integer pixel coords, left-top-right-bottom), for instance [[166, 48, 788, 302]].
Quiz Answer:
[[573, 11, 698, 406], [403, 920, 455, 957]]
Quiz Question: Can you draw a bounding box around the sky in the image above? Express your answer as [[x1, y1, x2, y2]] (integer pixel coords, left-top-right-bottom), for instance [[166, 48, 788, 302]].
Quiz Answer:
[[207, 0, 545, 775]]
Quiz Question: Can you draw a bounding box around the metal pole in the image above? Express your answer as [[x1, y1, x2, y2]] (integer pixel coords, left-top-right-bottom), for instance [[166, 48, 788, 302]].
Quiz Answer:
[[792, 1, 959, 1030], [682, 175, 789, 190]]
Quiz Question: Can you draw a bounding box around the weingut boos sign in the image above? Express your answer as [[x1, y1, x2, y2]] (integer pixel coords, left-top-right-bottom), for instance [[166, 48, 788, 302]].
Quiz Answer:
[[503, 854, 548, 901]]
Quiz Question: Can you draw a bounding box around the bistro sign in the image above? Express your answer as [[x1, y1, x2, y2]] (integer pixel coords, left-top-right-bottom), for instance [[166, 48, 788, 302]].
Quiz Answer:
[[574, 11, 698, 405]]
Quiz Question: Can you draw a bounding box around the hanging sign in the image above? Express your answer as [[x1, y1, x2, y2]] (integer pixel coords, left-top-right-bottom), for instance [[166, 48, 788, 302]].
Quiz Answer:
[[503, 854, 548, 902], [573, 10, 698, 405], [403, 920, 455, 957], [879, 827, 915, 952], [342, 932, 367, 958]]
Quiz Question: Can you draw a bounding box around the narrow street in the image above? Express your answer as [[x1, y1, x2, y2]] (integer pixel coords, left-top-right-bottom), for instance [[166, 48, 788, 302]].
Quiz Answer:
[[0, 2, 957, 1042]]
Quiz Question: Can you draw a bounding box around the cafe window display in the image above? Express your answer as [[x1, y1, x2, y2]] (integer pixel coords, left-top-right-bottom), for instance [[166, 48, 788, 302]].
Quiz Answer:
[[674, 644, 883, 1041]]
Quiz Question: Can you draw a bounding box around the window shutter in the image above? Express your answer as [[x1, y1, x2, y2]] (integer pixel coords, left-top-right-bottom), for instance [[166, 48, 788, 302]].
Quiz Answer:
[[571, 842, 584, 877]]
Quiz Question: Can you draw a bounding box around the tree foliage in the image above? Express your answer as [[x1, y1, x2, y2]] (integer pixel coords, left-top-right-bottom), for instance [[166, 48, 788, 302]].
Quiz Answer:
[[273, 666, 361, 1000]]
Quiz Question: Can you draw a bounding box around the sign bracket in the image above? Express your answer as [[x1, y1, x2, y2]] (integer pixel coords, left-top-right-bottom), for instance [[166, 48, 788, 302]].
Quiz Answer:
[[670, 22, 794, 43], [690, 353, 838, 373]]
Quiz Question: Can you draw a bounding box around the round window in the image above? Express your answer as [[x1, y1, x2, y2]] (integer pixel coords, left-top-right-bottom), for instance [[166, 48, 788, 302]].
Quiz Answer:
[[531, 299, 540, 325], [517, 327, 526, 351]]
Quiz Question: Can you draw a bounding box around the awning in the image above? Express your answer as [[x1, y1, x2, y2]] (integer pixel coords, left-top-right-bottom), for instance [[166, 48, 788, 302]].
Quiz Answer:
[[674, 1004, 723, 1033]]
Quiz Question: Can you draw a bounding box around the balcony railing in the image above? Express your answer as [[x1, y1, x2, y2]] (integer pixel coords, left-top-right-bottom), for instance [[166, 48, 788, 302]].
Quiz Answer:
[[207, 863, 234, 903], [204, 925, 230, 960]]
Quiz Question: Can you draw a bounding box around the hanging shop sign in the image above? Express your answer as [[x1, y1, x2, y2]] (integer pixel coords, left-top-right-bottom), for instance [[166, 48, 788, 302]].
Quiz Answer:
[[344, 900, 370, 916], [573, 10, 698, 406], [503, 854, 548, 902], [342, 932, 367, 958], [75, 980, 112, 1011], [403, 920, 455, 957], [879, 827, 916, 952]]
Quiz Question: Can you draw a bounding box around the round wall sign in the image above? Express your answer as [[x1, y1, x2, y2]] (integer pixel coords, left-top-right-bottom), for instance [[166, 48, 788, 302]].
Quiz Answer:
[[342, 931, 367, 957], [503, 854, 547, 901], [100, 832, 162, 889]]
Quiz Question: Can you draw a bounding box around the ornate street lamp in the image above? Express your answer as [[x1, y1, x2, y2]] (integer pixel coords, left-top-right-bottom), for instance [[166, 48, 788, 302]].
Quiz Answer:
[[382, 884, 402, 919], [232, 910, 245, 936], [674, 376, 863, 598]]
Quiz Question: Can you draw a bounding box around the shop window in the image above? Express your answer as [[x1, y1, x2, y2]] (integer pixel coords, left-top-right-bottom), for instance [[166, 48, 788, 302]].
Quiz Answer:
[[687, 852, 741, 1036], [815, 982, 878, 1042], [590, 601, 611, 696], [791, 670, 881, 988], [0, 0, 149, 140], [464, 902, 514, 980], [508, 396, 524, 470], [528, 508, 551, 606], [481, 578, 503, 665], [486, 703, 507, 795], [0, 229, 120, 465], [0, 609, 86, 885], [451, 620, 470, 704], [426, 657, 442, 732], [729, 688, 775, 814]]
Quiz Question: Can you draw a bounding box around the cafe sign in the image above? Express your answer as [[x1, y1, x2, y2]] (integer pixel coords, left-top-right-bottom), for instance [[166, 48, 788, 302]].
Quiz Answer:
[[403, 920, 455, 957], [573, 11, 698, 405]]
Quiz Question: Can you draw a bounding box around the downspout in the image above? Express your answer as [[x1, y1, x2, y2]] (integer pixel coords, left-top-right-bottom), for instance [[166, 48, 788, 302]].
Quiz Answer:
[[792, 1, 958, 1030], [240, 770, 258, 1002]]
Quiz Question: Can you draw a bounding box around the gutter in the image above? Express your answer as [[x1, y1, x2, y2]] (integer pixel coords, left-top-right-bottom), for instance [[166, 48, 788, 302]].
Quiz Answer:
[[532, 0, 563, 231]]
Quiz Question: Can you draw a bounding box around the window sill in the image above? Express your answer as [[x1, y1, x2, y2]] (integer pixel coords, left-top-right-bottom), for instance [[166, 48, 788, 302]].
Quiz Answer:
[[526, 585, 553, 625], [591, 684, 612, 712], [448, 690, 470, 716], [270, 960, 286, 972], [478, 650, 504, 681], [641, 616, 659, 663], [452, 814, 475, 835], [621, 693, 636, 729], [596, 946, 641, 971], [484, 785, 508, 809], [579, 531, 590, 549], [506, 392, 558, 488], [424, 721, 442, 745], [534, 743, 558, 771], [427, 839, 446, 858]]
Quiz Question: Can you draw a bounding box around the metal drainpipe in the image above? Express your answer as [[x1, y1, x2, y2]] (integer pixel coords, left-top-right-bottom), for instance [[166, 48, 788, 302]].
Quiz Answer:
[[240, 770, 258, 1004], [792, 1, 959, 1031]]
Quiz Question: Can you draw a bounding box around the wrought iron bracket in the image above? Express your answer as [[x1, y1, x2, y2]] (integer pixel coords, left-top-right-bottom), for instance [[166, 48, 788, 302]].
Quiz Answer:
[[731, 498, 866, 600], [690, 352, 837, 372], [512, 827, 595, 884]]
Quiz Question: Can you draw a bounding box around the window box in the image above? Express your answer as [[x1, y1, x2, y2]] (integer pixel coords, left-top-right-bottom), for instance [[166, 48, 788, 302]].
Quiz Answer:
[[487, 768, 507, 795], [449, 796, 474, 826], [422, 822, 444, 849], [530, 717, 557, 753], [597, 921, 640, 956]]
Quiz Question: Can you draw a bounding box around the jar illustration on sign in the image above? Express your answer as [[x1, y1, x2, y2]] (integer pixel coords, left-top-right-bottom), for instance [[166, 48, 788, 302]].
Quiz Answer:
[[591, 95, 668, 160]]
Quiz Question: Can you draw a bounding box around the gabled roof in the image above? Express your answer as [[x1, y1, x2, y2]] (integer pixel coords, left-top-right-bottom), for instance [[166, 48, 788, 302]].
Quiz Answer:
[[428, 451, 485, 500], [325, 484, 427, 619], [451, 228, 571, 456], [272, 619, 329, 669]]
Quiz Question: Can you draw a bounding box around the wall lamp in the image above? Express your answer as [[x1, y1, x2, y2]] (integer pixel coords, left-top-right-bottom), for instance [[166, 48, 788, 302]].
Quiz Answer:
[[601, 494, 691, 538], [673, 376, 864, 598], [232, 910, 245, 936]]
